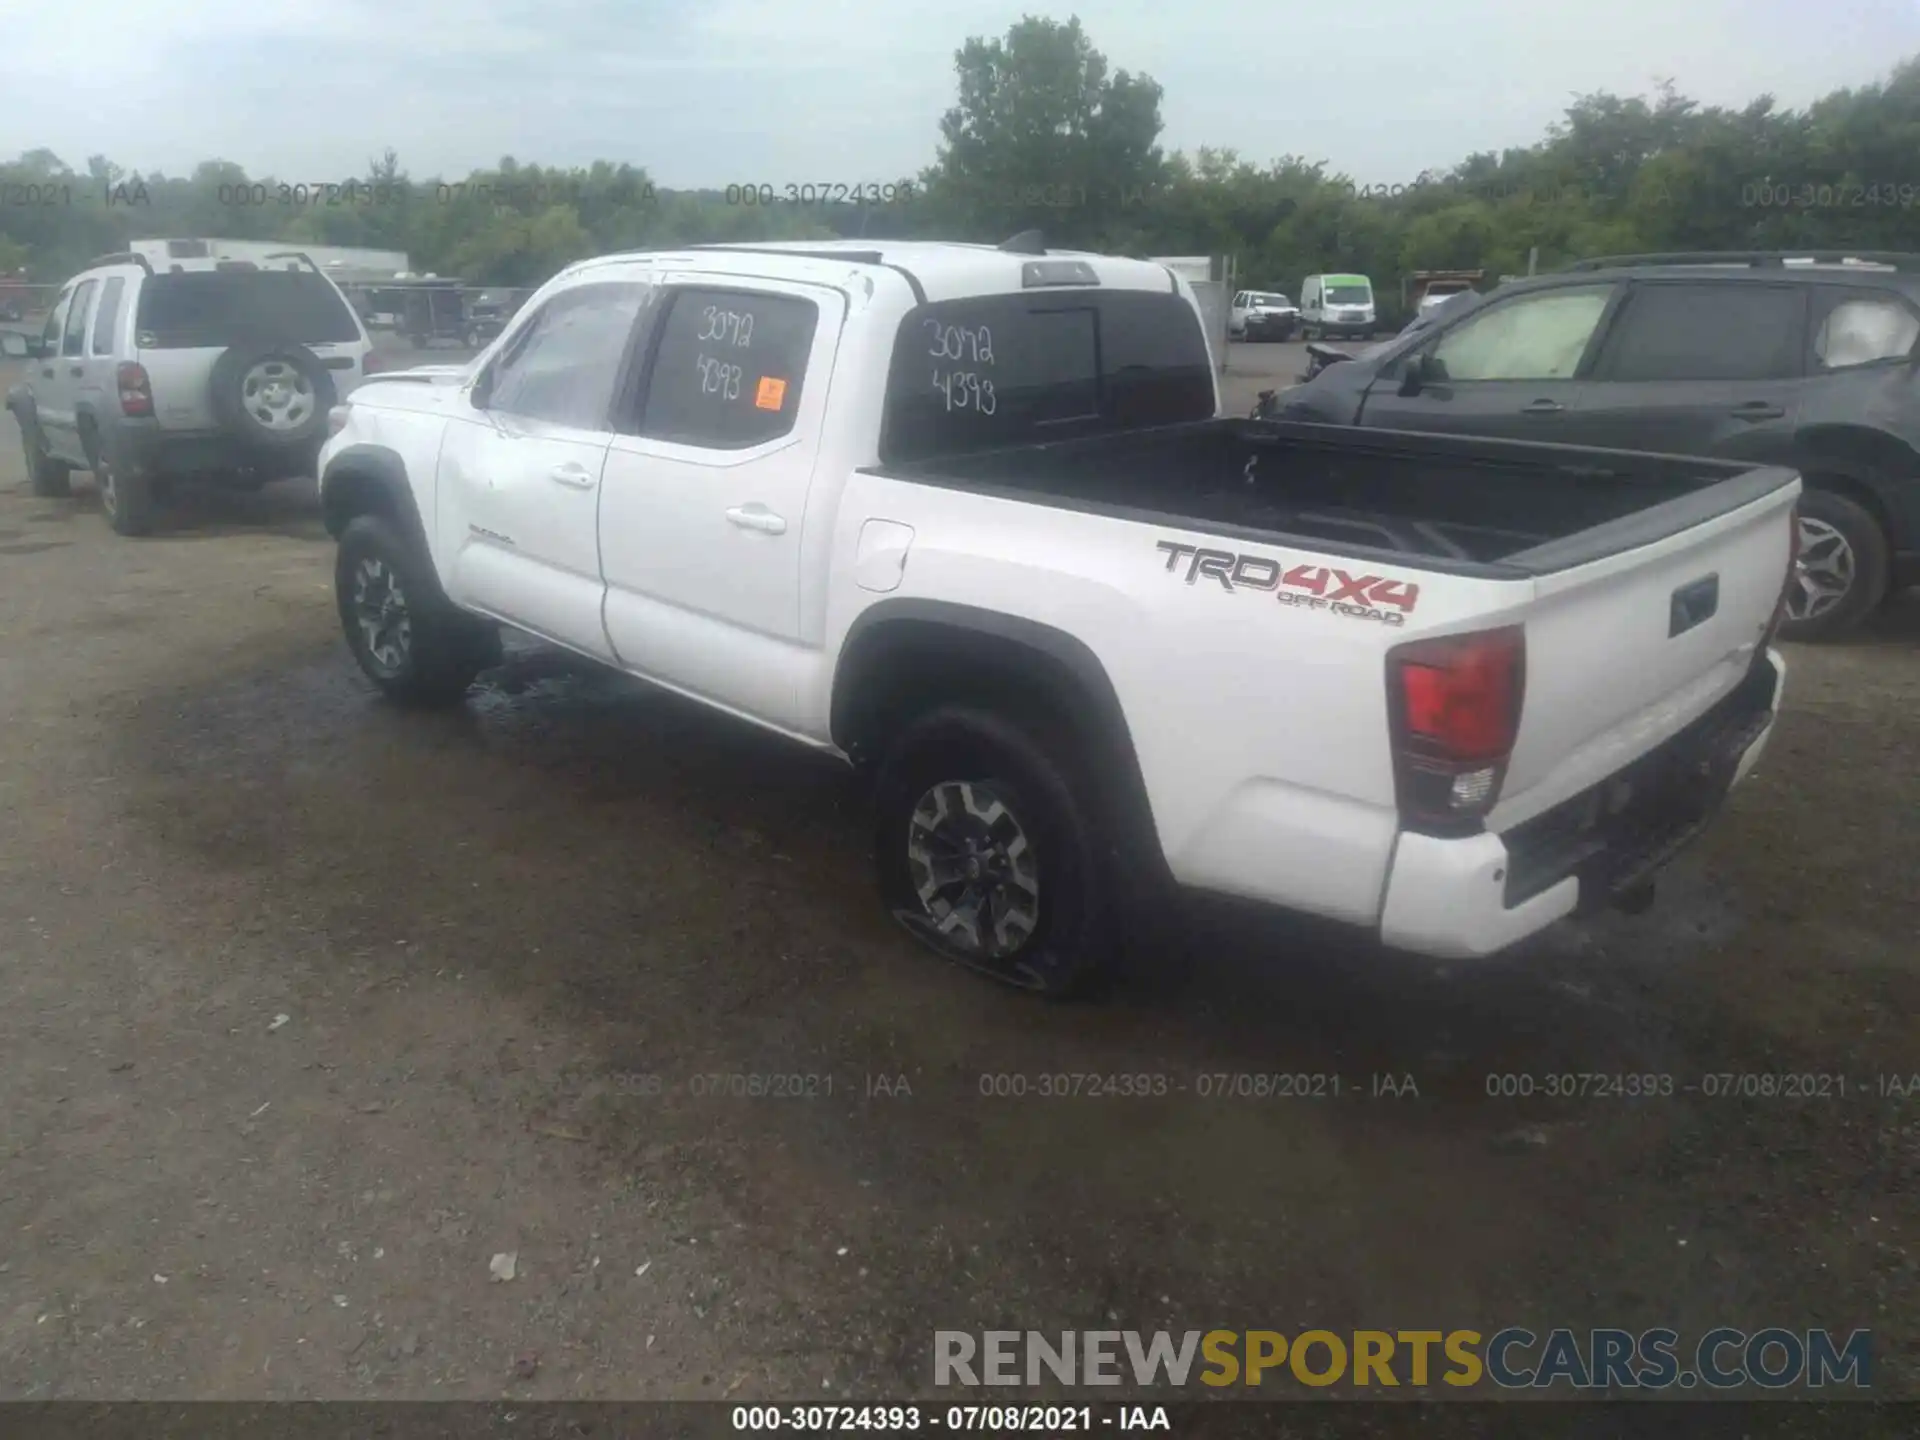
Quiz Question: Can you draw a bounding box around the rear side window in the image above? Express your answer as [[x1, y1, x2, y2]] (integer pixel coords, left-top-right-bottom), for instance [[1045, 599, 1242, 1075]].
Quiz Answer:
[[636, 288, 819, 449], [1812, 291, 1920, 370], [90, 276, 125, 355], [1596, 283, 1804, 382], [134, 271, 361, 349], [62, 280, 96, 357], [881, 290, 1215, 464], [41, 290, 72, 352]]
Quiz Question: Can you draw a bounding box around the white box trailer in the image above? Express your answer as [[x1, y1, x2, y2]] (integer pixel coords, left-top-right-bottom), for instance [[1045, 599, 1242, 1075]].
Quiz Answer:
[[130, 238, 412, 279], [1151, 255, 1233, 380]]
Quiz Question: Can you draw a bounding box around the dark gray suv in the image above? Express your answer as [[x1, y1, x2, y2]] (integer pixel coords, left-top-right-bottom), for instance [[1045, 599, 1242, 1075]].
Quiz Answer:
[[1274, 251, 1920, 641]]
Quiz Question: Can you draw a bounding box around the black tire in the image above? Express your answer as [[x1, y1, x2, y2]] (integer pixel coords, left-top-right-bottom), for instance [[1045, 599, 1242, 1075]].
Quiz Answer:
[[18, 414, 72, 498], [208, 341, 337, 454], [872, 705, 1116, 998], [1780, 487, 1890, 643], [335, 514, 501, 707], [85, 426, 155, 537]]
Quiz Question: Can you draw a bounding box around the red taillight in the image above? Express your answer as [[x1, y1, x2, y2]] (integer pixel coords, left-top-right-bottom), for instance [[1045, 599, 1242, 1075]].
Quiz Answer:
[[363, 352, 388, 375], [115, 362, 153, 417], [1766, 500, 1801, 643], [1387, 626, 1526, 831]]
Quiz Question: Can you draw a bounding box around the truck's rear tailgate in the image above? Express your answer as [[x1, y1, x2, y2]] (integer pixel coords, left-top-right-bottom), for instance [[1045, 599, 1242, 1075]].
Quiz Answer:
[[1489, 466, 1799, 831]]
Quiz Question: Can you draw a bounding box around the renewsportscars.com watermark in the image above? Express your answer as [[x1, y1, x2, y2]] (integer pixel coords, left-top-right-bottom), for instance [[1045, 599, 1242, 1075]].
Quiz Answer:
[[934, 1328, 1872, 1391]]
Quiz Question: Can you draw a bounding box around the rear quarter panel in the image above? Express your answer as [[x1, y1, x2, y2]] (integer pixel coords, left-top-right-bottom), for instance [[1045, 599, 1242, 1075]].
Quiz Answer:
[[820, 472, 1531, 925]]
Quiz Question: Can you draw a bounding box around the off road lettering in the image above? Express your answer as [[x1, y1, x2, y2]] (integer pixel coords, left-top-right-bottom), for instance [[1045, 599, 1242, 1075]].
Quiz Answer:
[[1283, 564, 1330, 595], [1156, 540, 1422, 621], [1326, 570, 1384, 603], [1369, 578, 1421, 612]]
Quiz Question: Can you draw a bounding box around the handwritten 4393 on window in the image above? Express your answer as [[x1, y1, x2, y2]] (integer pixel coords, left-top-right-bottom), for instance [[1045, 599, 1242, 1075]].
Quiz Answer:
[[927, 318, 997, 414]]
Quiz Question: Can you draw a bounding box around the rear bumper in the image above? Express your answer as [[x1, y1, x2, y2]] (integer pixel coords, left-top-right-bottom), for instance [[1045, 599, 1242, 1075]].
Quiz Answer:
[[110, 420, 318, 480], [1377, 648, 1785, 959]]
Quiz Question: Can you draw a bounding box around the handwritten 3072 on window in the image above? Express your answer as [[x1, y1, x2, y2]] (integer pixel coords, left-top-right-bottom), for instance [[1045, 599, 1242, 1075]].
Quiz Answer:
[[927, 319, 997, 415], [695, 305, 754, 404]]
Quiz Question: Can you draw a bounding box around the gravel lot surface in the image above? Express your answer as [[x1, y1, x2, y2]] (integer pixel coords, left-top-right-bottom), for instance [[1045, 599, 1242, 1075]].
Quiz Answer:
[[1, 340, 1916, 1409]]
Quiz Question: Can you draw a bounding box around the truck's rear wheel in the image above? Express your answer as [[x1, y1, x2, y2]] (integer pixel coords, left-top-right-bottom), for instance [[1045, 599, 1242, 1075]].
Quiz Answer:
[[872, 705, 1115, 998], [335, 515, 500, 707]]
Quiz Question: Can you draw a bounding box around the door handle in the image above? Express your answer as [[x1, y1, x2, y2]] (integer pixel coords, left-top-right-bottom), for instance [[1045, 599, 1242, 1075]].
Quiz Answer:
[[69, 365, 83, 378], [41, 367, 54, 378], [1520, 399, 1564, 415], [725, 505, 787, 535], [547, 461, 596, 488], [1730, 401, 1785, 421]]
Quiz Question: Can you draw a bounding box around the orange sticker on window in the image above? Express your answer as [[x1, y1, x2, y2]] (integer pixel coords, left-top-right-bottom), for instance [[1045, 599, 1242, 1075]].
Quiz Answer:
[[754, 376, 788, 410]]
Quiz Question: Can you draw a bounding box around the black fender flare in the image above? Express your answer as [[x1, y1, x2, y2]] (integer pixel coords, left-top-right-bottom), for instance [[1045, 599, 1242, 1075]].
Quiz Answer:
[[830, 598, 1173, 891], [1789, 424, 1920, 553], [320, 443, 430, 554], [4, 385, 38, 428]]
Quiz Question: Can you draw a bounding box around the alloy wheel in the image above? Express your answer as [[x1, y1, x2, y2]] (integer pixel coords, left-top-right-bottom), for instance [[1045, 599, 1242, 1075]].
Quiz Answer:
[[1787, 516, 1856, 624], [905, 779, 1041, 961], [351, 556, 412, 675], [240, 358, 317, 434]]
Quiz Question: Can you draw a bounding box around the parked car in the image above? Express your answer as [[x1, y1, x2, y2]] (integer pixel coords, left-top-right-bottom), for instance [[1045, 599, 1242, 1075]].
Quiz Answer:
[[0, 270, 29, 322], [1298, 273, 1378, 340], [1407, 269, 1485, 320], [463, 295, 511, 349], [316, 237, 1796, 994], [1272, 251, 1920, 641], [1416, 281, 1475, 317], [1229, 290, 1299, 340], [3, 250, 373, 535]]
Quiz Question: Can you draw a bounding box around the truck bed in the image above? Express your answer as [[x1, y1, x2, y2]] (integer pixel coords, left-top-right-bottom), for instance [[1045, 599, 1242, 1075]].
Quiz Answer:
[[871, 419, 1797, 574]]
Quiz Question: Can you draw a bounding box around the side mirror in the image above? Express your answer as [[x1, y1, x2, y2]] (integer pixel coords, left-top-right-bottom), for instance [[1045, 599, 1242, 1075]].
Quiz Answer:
[[0, 331, 32, 360], [1398, 353, 1430, 397]]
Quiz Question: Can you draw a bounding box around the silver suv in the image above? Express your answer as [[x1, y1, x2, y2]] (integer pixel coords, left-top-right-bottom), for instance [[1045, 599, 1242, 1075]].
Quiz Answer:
[[3, 250, 373, 535]]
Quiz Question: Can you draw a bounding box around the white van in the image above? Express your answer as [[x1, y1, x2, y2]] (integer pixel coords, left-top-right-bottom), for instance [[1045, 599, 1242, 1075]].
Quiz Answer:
[[1298, 273, 1377, 340]]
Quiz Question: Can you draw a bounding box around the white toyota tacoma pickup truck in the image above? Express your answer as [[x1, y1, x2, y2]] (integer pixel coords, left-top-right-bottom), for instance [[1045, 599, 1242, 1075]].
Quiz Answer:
[[317, 236, 1799, 994]]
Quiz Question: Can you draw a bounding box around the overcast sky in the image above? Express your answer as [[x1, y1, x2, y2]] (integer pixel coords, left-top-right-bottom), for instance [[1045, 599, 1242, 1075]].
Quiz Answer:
[[7, 0, 1918, 187]]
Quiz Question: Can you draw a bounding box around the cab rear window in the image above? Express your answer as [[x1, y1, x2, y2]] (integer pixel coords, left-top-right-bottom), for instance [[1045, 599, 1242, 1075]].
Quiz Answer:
[[880, 290, 1215, 464], [134, 271, 361, 349]]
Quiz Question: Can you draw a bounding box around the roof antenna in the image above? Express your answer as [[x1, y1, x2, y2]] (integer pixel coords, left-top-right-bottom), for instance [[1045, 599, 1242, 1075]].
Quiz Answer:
[[999, 229, 1047, 255]]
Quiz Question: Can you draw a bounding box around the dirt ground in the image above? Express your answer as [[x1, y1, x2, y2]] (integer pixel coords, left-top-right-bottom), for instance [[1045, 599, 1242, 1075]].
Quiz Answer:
[[1, 346, 1917, 1408]]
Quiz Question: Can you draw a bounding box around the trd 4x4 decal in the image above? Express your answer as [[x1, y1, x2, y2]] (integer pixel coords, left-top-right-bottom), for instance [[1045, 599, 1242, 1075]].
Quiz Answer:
[[1156, 541, 1420, 626]]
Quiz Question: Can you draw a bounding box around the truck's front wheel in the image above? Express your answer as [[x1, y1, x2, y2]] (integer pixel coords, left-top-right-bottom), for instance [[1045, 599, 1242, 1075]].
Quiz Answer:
[[335, 515, 500, 707], [872, 705, 1115, 998]]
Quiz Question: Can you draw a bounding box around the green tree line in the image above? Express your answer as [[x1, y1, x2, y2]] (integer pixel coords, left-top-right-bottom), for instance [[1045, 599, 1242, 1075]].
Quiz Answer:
[[5, 16, 1919, 314]]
